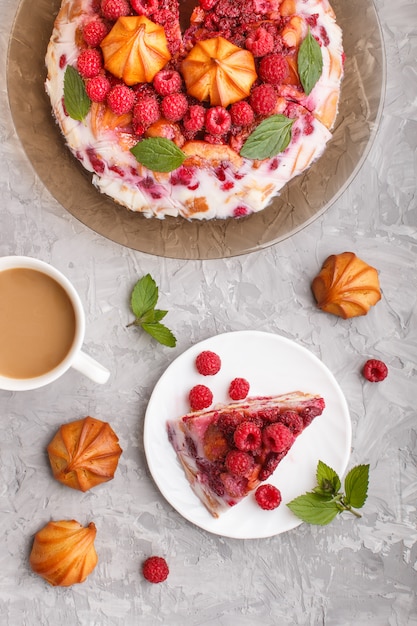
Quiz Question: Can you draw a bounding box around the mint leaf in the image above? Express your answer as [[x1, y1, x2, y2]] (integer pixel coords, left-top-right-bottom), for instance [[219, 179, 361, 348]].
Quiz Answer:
[[131, 274, 158, 319], [287, 460, 370, 526], [128, 274, 176, 347], [131, 138, 186, 173], [344, 464, 370, 509], [64, 65, 91, 122], [151, 309, 168, 323], [240, 115, 294, 160], [316, 460, 341, 494], [142, 322, 177, 348], [137, 309, 168, 324], [287, 493, 340, 525], [298, 29, 323, 95]]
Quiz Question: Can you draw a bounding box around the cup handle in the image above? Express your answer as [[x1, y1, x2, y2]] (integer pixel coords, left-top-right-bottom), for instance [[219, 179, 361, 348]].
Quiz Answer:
[[71, 350, 110, 384]]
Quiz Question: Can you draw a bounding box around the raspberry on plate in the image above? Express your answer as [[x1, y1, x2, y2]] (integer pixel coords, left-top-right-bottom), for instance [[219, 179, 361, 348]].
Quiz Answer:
[[189, 384, 213, 411], [195, 350, 221, 376], [362, 359, 388, 382], [142, 556, 169, 583], [255, 484, 282, 510], [228, 377, 250, 400]]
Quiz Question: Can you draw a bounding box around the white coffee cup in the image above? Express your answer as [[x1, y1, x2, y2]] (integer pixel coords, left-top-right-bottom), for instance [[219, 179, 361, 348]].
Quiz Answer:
[[0, 256, 110, 391]]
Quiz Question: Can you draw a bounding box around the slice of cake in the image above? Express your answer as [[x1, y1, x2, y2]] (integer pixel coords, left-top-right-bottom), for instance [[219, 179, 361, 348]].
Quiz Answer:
[[167, 391, 325, 517], [45, 0, 344, 220]]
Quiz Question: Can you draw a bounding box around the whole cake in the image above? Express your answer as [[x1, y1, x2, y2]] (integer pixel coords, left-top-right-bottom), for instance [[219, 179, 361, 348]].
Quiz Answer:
[[45, 0, 344, 220]]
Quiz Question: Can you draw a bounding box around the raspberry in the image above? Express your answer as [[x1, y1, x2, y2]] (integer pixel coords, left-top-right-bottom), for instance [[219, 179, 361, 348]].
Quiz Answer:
[[200, 0, 219, 8], [258, 451, 284, 481], [83, 19, 108, 47], [228, 377, 250, 401], [255, 484, 282, 510], [195, 350, 221, 376], [233, 206, 249, 217], [262, 423, 295, 453], [225, 450, 254, 476], [279, 410, 303, 435], [161, 93, 188, 122], [189, 384, 213, 411], [101, 0, 130, 20], [362, 359, 388, 382], [229, 101, 254, 127], [77, 48, 102, 79], [153, 69, 182, 96], [204, 133, 226, 144], [107, 84, 135, 114], [132, 96, 160, 132], [215, 0, 241, 18], [217, 411, 244, 439], [86, 75, 111, 103], [131, 0, 159, 15], [259, 54, 289, 84], [234, 421, 261, 451], [249, 83, 276, 116], [205, 106, 231, 135], [183, 104, 206, 133], [222, 473, 248, 498], [152, 8, 175, 25], [245, 27, 274, 57], [142, 556, 169, 583]]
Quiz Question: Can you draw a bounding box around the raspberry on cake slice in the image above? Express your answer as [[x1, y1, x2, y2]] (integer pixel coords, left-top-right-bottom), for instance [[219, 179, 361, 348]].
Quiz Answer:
[[167, 391, 325, 517]]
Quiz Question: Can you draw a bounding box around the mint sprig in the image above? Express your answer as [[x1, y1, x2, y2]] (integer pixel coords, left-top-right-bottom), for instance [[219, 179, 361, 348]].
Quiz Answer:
[[240, 115, 294, 160], [287, 461, 370, 525], [297, 29, 323, 96], [127, 274, 177, 347], [131, 137, 186, 173], [63, 66, 91, 122]]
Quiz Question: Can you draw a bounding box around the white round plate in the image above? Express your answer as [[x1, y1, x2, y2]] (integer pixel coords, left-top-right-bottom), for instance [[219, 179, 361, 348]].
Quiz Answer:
[[144, 331, 351, 538]]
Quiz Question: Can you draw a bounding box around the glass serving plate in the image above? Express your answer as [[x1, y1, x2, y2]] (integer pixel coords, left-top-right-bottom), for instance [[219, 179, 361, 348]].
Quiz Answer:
[[7, 0, 385, 260]]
